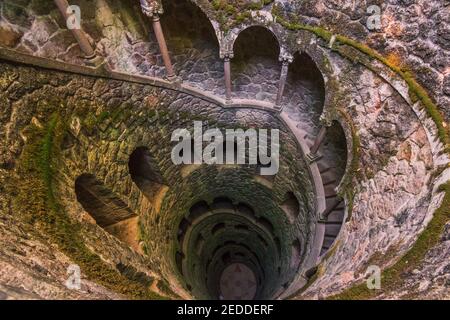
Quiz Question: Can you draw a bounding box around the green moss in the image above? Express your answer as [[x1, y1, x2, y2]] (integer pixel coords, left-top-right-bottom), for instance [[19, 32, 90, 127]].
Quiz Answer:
[[15, 113, 165, 300], [118, 1, 145, 38], [29, 0, 55, 16], [83, 112, 98, 131], [329, 182, 450, 299], [285, 265, 322, 299], [247, 2, 263, 10], [97, 110, 110, 124], [208, 0, 275, 31], [236, 12, 251, 23]]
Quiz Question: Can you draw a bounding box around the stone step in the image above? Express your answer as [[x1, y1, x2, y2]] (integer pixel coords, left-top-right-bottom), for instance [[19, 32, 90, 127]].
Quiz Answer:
[[325, 224, 341, 236], [323, 178, 337, 187], [325, 193, 338, 199], [321, 236, 335, 249], [324, 184, 337, 196], [318, 165, 331, 175], [327, 209, 345, 221], [321, 170, 337, 181], [325, 220, 343, 225], [305, 138, 314, 147], [325, 196, 340, 208]]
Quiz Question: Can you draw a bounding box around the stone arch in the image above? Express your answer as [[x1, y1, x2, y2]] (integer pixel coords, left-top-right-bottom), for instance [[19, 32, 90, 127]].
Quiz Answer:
[[283, 51, 326, 135], [175, 251, 185, 275], [230, 25, 281, 102], [211, 222, 226, 235], [177, 217, 191, 244], [323, 115, 356, 206], [75, 174, 136, 227], [74, 174, 141, 251], [160, 0, 220, 46], [236, 202, 255, 218], [162, 0, 222, 42], [188, 200, 210, 221], [211, 196, 234, 211], [230, 25, 281, 54], [159, 0, 223, 92], [291, 39, 340, 129], [128, 146, 166, 200], [324, 121, 349, 187], [280, 192, 300, 224], [256, 216, 275, 236], [232, 25, 280, 62], [290, 239, 302, 270], [194, 233, 205, 255]]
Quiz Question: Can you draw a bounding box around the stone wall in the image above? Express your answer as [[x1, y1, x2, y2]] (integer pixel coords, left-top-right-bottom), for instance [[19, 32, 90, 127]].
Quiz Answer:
[[0, 59, 317, 299], [0, 0, 449, 300]]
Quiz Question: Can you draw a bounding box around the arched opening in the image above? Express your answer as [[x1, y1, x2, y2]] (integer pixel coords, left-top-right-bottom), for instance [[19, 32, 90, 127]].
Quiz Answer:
[[323, 121, 348, 184], [176, 251, 185, 275], [75, 174, 136, 227], [160, 0, 223, 94], [236, 202, 255, 218], [222, 252, 232, 265], [274, 237, 282, 258], [195, 234, 205, 255], [211, 197, 234, 211], [281, 192, 300, 223], [316, 120, 348, 255], [129, 147, 165, 200], [232, 26, 281, 102], [178, 198, 284, 299], [189, 201, 210, 221], [235, 224, 249, 231], [177, 217, 191, 244], [74, 174, 140, 252], [211, 222, 226, 235], [257, 234, 269, 248], [283, 52, 325, 136], [256, 216, 275, 235], [290, 239, 302, 271]]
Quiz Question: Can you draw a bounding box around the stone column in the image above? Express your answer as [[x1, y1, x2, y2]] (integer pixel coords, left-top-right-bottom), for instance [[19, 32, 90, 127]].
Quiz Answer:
[[152, 15, 176, 80], [275, 54, 293, 110], [310, 126, 327, 155], [223, 54, 233, 102], [275, 50, 294, 111], [140, 0, 176, 81], [53, 0, 96, 58]]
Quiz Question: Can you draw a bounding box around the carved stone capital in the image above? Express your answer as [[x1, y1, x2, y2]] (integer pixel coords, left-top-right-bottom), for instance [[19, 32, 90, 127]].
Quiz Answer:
[[220, 50, 234, 60], [278, 51, 293, 64], [319, 113, 333, 127], [140, 0, 164, 18]]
